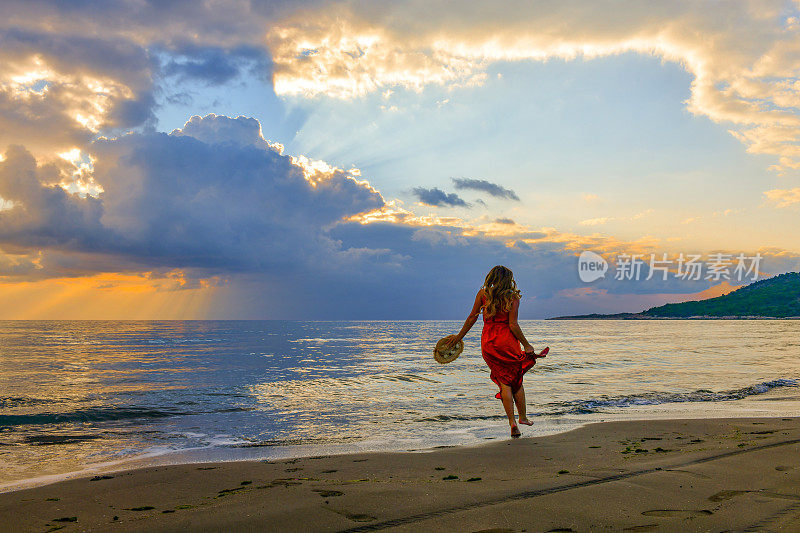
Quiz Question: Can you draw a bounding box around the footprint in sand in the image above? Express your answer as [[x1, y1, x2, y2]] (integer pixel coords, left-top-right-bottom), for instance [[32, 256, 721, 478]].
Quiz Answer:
[[708, 490, 749, 502], [641, 509, 713, 517], [326, 508, 376, 522], [313, 489, 343, 497], [664, 468, 709, 478], [267, 479, 302, 487], [621, 525, 659, 532]]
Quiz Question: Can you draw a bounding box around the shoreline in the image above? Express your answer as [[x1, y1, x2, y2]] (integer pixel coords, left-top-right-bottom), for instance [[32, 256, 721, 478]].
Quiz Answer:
[[3, 404, 796, 496], [0, 416, 593, 495], [2, 416, 799, 531]]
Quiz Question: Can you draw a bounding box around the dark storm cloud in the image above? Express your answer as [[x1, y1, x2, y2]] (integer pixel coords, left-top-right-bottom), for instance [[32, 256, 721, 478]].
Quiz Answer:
[[0, 112, 588, 317], [452, 178, 520, 201], [0, 115, 386, 277], [0, 146, 108, 250], [412, 187, 469, 207]]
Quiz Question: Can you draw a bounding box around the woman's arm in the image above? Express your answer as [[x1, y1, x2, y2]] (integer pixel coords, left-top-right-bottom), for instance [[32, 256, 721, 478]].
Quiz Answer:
[[508, 298, 535, 354], [450, 290, 484, 343]]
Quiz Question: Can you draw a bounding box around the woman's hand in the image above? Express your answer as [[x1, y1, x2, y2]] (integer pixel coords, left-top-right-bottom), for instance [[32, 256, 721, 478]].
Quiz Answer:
[[444, 334, 460, 348], [522, 343, 536, 355]]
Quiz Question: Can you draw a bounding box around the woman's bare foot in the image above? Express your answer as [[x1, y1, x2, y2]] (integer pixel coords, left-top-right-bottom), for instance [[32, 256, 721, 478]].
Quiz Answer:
[[518, 418, 533, 426], [511, 425, 521, 438]]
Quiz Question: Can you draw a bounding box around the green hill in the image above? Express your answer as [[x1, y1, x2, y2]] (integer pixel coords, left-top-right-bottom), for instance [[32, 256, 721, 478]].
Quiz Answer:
[[643, 272, 800, 318]]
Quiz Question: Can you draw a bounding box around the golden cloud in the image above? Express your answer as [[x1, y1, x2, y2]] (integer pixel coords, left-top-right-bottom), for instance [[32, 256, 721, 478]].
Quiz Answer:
[[267, 1, 800, 171], [0, 54, 140, 154], [763, 187, 800, 207]]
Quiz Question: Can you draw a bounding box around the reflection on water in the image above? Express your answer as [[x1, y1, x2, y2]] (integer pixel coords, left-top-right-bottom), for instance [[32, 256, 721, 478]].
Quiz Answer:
[[0, 319, 799, 488]]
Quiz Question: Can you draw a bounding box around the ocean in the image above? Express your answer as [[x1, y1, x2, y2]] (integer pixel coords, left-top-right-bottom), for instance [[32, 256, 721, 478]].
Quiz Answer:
[[1, 319, 798, 491]]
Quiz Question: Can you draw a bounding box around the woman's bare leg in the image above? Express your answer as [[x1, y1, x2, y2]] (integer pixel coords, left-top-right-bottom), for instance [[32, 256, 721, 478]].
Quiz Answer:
[[499, 384, 519, 436], [514, 385, 532, 425]]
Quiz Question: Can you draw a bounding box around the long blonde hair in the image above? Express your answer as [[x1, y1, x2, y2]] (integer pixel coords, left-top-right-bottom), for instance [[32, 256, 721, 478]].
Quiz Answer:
[[482, 265, 521, 318]]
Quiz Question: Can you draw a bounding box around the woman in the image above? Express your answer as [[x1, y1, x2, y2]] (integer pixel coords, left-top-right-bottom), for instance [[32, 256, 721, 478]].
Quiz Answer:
[[447, 265, 548, 438]]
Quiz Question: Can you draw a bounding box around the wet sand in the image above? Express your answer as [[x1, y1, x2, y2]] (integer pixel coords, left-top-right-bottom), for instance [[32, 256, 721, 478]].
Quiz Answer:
[[1, 416, 799, 532]]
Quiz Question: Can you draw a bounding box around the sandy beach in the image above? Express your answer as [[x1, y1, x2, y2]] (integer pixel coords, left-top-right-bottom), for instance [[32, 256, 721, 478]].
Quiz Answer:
[[1, 416, 798, 532]]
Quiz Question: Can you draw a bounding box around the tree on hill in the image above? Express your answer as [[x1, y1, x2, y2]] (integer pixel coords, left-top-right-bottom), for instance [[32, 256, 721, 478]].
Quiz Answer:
[[644, 272, 800, 318]]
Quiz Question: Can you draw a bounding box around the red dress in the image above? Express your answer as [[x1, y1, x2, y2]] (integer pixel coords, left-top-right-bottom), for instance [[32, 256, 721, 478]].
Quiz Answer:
[[480, 294, 536, 399]]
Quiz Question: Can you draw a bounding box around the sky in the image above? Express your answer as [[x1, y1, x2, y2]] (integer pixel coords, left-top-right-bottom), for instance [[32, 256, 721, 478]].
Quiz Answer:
[[0, 0, 799, 319]]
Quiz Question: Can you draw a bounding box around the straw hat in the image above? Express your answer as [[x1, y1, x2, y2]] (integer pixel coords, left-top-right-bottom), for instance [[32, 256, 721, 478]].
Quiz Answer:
[[433, 335, 463, 364]]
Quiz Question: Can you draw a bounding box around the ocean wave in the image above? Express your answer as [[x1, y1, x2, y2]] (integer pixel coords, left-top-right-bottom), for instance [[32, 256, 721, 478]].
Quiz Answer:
[[287, 337, 384, 343], [415, 414, 504, 423], [543, 378, 799, 415], [0, 408, 185, 427], [229, 435, 362, 447], [23, 434, 103, 446], [143, 337, 220, 345], [0, 397, 60, 409], [0, 404, 256, 428]]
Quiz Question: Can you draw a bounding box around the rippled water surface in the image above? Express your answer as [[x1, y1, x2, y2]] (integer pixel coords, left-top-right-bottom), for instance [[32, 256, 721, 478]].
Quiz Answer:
[[1, 319, 799, 488]]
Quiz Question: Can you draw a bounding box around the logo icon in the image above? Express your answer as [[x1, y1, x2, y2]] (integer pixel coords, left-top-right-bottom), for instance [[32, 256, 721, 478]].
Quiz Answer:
[[578, 251, 608, 283]]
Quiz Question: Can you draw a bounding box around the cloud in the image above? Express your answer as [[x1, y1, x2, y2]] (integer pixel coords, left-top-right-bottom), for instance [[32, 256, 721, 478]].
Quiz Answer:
[[411, 187, 469, 207], [0, 1, 303, 48], [494, 217, 515, 224], [579, 210, 653, 226], [763, 187, 800, 208], [161, 45, 270, 86], [265, 1, 800, 171], [582, 193, 600, 203], [579, 217, 612, 227], [0, 146, 107, 251], [4, 1, 800, 171], [0, 114, 386, 279], [451, 178, 520, 201], [0, 29, 156, 154], [170, 113, 270, 148], [0, 2, 287, 155]]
